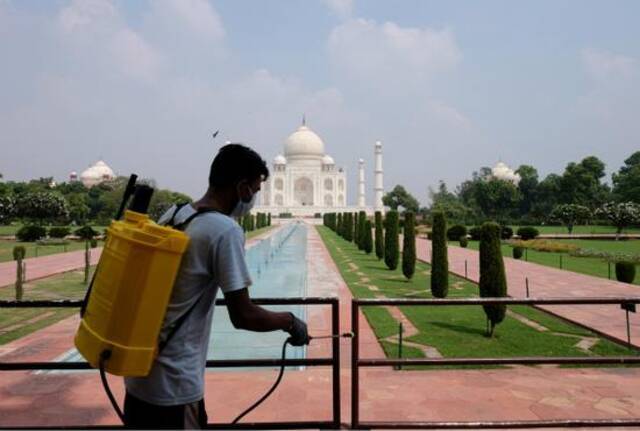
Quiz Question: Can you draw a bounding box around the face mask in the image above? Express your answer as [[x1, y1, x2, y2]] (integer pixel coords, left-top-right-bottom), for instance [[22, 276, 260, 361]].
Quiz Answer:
[[231, 185, 257, 218]]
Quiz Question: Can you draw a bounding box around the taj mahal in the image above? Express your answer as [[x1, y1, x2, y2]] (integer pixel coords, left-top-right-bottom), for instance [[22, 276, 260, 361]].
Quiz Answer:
[[255, 120, 385, 216]]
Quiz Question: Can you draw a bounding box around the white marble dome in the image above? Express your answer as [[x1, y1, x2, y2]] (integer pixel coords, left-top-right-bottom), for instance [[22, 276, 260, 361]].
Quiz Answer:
[[284, 125, 325, 158], [80, 160, 115, 187], [273, 154, 287, 165], [322, 155, 335, 165], [491, 161, 521, 185]]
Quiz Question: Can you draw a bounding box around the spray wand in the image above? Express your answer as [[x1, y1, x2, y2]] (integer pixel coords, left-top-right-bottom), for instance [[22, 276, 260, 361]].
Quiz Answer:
[[231, 332, 353, 424]]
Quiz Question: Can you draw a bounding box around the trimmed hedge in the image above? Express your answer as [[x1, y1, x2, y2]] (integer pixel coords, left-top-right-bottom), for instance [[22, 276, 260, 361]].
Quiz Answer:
[[459, 237, 468, 248], [446, 224, 467, 241], [384, 210, 399, 270], [374, 211, 384, 260], [430, 211, 448, 298], [75, 225, 98, 240], [479, 222, 507, 337], [512, 246, 524, 260], [357, 211, 366, 250], [615, 262, 636, 284], [402, 211, 416, 280], [469, 226, 482, 241], [49, 226, 71, 238], [16, 225, 47, 242], [517, 226, 539, 240], [501, 226, 514, 240], [364, 220, 373, 254]]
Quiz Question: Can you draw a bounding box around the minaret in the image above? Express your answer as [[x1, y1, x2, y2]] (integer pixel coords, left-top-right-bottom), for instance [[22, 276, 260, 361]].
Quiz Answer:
[[358, 159, 366, 207], [374, 141, 384, 211]]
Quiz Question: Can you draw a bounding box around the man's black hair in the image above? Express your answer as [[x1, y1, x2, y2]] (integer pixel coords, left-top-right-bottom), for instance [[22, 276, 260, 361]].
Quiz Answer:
[[209, 143, 269, 188]]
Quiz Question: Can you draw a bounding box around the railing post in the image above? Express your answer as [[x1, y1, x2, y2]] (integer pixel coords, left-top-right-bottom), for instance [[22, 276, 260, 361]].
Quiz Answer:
[[331, 298, 341, 429], [396, 322, 403, 371], [525, 277, 530, 298], [464, 260, 468, 279], [351, 300, 359, 429]]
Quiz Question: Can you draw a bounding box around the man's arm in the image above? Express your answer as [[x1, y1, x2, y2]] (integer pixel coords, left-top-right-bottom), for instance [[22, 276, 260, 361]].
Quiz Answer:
[[224, 288, 292, 332]]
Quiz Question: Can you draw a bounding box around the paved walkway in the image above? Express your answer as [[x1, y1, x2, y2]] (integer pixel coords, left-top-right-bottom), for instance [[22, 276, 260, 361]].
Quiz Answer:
[[416, 237, 640, 348], [0, 248, 103, 288], [2, 225, 640, 427]]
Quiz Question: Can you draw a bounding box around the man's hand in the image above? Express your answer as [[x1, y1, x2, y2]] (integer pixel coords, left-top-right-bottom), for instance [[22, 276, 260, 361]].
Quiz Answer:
[[287, 313, 310, 346]]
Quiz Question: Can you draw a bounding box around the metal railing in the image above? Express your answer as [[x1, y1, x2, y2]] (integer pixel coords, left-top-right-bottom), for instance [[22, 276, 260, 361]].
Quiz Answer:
[[351, 297, 640, 430], [0, 297, 341, 430]]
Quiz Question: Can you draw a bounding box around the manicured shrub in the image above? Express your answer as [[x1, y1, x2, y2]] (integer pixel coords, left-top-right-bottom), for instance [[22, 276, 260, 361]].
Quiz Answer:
[[501, 226, 514, 240], [512, 246, 524, 260], [75, 225, 98, 240], [517, 226, 539, 240], [364, 220, 373, 254], [459, 237, 468, 248], [267, 213, 271, 226], [479, 222, 508, 337], [13, 245, 26, 301], [374, 211, 384, 260], [90, 238, 98, 248], [354, 212, 361, 246], [430, 211, 448, 298], [384, 210, 399, 270], [446, 224, 467, 241], [345, 213, 353, 242], [402, 211, 416, 280], [49, 226, 71, 238], [358, 211, 366, 250], [469, 226, 482, 241], [615, 262, 636, 284], [16, 225, 47, 242]]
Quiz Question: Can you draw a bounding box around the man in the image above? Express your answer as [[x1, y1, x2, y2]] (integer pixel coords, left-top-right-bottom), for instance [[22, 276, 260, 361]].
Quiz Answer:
[[123, 144, 309, 429]]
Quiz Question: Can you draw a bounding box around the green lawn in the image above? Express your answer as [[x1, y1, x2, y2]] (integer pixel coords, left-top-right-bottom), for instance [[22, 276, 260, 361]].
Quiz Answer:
[[0, 268, 92, 345], [0, 239, 103, 263], [459, 239, 640, 286], [317, 226, 633, 369]]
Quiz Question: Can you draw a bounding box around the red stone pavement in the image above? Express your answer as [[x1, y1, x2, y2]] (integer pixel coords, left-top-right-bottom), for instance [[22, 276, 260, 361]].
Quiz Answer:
[[416, 237, 640, 348], [1, 225, 640, 427], [0, 248, 103, 288]]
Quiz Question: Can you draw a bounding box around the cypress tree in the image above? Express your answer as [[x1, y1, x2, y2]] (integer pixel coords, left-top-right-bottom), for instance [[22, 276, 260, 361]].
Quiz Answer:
[[402, 211, 416, 280], [431, 211, 449, 298], [337, 213, 343, 235], [479, 222, 508, 337], [344, 213, 353, 242], [364, 220, 373, 254], [267, 213, 271, 226], [352, 213, 358, 244], [374, 211, 384, 260], [358, 211, 367, 250], [384, 210, 399, 270]]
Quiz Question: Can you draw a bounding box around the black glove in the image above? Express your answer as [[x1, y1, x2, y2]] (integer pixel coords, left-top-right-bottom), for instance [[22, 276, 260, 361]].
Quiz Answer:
[[286, 313, 310, 346]]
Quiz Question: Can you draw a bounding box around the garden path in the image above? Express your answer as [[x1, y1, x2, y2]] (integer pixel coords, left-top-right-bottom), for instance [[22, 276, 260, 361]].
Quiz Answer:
[[415, 238, 640, 348], [0, 248, 103, 288]]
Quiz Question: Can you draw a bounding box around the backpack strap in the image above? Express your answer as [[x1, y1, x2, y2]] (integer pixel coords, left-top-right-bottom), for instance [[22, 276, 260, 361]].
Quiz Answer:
[[158, 205, 219, 354]]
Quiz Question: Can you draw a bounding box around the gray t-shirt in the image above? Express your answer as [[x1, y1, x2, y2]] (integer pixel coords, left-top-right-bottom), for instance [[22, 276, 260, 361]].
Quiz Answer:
[[125, 204, 251, 406]]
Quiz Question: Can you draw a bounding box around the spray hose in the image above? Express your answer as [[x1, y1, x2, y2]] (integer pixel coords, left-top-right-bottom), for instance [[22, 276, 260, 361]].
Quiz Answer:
[[98, 333, 353, 426]]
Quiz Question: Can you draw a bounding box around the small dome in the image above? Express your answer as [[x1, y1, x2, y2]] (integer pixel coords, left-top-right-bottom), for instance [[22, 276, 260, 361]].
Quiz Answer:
[[80, 160, 115, 187], [284, 125, 325, 158], [491, 161, 521, 185], [322, 155, 335, 165], [273, 154, 287, 165], [375, 141, 382, 148]]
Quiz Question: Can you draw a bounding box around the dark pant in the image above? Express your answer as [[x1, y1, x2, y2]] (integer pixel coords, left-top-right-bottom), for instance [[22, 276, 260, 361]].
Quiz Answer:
[[123, 392, 208, 429]]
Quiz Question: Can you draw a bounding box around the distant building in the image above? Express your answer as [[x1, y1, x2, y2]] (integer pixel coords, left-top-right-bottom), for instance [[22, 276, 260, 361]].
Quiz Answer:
[[72, 160, 116, 187], [255, 119, 384, 216], [491, 161, 521, 185]]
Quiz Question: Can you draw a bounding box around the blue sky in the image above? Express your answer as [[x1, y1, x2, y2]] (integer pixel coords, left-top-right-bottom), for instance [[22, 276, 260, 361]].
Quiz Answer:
[[1, 0, 639, 204]]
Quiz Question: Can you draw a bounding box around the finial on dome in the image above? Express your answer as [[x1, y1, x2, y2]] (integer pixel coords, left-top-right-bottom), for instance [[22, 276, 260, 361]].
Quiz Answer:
[[302, 113, 306, 126]]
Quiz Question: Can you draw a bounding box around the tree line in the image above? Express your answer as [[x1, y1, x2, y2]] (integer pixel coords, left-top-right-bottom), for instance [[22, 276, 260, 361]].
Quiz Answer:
[[383, 151, 640, 227]]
